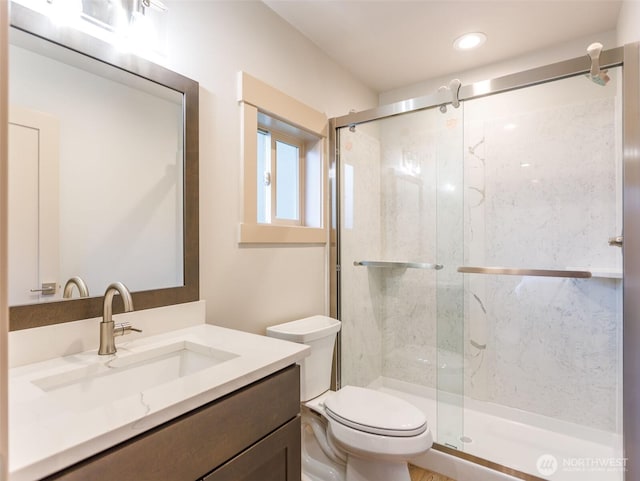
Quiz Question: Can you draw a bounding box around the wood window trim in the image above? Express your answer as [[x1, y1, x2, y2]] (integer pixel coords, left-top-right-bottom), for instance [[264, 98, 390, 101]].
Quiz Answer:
[[238, 72, 328, 245]]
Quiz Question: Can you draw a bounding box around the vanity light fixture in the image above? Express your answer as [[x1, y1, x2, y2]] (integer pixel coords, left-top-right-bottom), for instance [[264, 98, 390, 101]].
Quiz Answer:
[[12, 0, 83, 27], [453, 32, 487, 51], [13, 0, 169, 60]]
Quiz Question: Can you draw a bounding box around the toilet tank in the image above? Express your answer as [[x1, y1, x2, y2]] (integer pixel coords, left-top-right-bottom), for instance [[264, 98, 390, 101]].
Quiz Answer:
[[266, 316, 341, 402]]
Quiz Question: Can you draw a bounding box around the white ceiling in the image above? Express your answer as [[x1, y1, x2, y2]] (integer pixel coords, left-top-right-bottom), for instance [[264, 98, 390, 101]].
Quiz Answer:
[[263, 0, 623, 93]]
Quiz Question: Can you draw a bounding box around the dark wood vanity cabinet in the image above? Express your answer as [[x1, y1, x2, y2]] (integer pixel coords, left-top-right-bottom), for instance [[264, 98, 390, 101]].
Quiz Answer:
[[201, 417, 300, 481], [45, 365, 301, 481]]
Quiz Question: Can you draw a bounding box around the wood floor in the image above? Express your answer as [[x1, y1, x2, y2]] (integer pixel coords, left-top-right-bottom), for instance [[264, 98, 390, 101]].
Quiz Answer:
[[409, 464, 457, 481]]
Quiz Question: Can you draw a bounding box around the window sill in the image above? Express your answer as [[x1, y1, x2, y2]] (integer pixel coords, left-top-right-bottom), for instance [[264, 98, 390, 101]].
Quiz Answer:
[[239, 223, 326, 244]]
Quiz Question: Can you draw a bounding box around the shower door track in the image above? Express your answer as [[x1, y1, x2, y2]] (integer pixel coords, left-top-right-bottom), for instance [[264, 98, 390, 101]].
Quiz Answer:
[[330, 42, 640, 481], [333, 46, 623, 128]]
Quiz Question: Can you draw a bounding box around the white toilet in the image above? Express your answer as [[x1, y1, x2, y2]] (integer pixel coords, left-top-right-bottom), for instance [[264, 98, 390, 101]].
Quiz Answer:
[[267, 315, 432, 481]]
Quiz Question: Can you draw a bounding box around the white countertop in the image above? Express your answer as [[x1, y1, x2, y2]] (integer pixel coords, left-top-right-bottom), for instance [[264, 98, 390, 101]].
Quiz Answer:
[[9, 324, 309, 481]]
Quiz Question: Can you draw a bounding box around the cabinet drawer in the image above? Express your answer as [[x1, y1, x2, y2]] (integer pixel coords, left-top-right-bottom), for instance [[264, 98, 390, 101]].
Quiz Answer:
[[46, 365, 300, 481], [202, 416, 301, 481]]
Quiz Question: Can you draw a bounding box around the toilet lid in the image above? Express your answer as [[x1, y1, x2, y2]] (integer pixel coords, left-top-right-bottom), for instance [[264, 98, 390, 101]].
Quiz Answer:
[[324, 386, 427, 437]]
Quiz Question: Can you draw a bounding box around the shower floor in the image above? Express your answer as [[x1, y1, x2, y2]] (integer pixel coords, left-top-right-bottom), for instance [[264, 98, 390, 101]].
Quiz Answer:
[[370, 377, 623, 481]]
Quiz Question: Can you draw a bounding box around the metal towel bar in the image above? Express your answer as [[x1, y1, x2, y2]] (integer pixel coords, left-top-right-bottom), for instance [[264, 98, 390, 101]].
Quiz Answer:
[[457, 266, 592, 279], [354, 261, 444, 270]]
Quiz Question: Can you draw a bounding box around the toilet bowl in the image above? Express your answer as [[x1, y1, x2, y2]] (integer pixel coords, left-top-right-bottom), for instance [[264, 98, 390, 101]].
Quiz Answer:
[[267, 316, 433, 481]]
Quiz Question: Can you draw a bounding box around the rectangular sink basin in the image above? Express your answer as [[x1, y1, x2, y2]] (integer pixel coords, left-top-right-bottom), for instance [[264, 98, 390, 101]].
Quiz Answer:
[[32, 341, 238, 410]]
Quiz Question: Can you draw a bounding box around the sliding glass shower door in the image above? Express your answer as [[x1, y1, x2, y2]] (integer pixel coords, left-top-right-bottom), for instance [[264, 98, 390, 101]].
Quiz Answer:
[[336, 62, 624, 481], [459, 68, 623, 480], [338, 104, 465, 452]]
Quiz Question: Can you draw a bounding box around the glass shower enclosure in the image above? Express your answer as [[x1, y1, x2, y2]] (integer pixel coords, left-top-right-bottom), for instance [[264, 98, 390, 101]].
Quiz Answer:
[[332, 45, 634, 481]]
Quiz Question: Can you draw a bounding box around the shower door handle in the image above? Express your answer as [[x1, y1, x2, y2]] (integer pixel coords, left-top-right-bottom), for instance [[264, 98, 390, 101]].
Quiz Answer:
[[457, 266, 592, 279], [354, 260, 443, 270]]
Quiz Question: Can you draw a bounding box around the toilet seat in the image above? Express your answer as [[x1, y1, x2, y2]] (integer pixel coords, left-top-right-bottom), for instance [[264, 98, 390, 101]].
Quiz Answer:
[[327, 417, 433, 460], [324, 386, 427, 437]]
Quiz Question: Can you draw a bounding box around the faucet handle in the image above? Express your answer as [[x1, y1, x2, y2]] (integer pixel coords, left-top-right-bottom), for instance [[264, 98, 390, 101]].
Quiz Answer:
[[114, 322, 143, 337]]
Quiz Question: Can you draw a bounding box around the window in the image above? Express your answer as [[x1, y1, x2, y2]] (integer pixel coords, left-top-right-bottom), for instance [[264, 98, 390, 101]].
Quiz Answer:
[[257, 128, 304, 225], [238, 72, 327, 244], [275, 138, 301, 222]]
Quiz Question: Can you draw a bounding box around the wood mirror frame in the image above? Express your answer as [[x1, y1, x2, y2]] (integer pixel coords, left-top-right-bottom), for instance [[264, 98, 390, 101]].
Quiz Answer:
[[9, 3, 199, 331]]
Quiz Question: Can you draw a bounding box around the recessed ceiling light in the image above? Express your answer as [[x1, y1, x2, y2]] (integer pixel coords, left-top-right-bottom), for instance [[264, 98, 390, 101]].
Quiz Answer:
[[453, 32, 487, 51]]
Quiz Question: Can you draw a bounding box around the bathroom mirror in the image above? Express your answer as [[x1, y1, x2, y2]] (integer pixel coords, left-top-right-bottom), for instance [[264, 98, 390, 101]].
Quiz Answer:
[[8, 3, 199, 330]]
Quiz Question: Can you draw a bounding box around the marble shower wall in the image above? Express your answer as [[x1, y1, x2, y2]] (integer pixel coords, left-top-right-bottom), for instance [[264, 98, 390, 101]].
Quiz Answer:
[[339, 124, 384, 388], [340, 71, 622, 434], [340, 108, 463, 391], [463, 73, 623, 432], [377, 110, 439, 388], [378, 109, 464, 389]]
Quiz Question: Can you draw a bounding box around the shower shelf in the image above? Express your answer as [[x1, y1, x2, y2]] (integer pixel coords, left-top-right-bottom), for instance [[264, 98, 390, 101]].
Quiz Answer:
[[457, 266, 593, 279], [353, 260, 444, 270]]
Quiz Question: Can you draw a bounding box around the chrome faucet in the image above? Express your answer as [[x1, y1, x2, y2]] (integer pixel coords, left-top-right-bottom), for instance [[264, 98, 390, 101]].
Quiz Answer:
[[62, 276, 90, 299], [98, 282, 141, 355]]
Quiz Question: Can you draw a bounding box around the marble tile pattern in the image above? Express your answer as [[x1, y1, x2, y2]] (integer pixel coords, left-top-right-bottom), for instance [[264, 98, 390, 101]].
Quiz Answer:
[[341, 110, 468, 392], [434, 115, 465, 375], [339, 126, 384, 388], [378, 110, 449, 389], [378, 110, 466, 390], [463, 95, 622, 431]]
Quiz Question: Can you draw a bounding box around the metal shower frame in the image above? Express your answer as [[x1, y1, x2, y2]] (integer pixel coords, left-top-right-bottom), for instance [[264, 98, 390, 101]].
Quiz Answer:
[[329, 43, 640, 481]]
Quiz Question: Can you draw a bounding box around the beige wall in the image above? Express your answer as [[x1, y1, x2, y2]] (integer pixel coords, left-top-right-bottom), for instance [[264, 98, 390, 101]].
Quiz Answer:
[[161, 1, 377, 334], [1, 1, 8, 478], [617, 0, 640, 45]]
